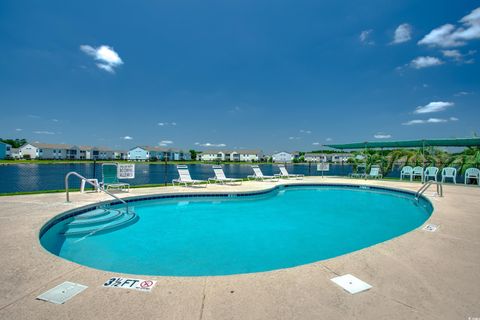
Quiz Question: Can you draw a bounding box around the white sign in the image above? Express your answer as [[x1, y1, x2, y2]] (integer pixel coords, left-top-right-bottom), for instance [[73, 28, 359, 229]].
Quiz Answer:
[[117, 164, 135, 179], [103, 277, 156, 292], [317, 163, 330, 171]]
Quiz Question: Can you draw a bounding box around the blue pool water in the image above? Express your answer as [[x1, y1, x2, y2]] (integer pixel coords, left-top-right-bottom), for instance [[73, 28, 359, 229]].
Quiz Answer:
[[40, 185, 433, 276]]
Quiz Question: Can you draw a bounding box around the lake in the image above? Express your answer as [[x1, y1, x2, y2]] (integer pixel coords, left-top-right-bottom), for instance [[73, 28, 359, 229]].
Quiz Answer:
[[0, 162, 410, 194]]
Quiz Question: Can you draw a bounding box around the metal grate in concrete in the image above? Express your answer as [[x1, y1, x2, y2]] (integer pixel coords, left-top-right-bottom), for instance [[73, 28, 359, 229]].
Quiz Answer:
[[331, 274, 372, 294], [37, 281, 88, 304]]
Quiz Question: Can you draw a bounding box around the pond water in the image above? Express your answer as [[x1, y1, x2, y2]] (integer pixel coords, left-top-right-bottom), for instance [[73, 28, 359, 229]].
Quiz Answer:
[[0, 163, 361, 193]]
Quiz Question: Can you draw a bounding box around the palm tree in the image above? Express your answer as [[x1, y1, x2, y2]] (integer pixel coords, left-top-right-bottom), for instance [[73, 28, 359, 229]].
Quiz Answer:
[[449, 147, 480, 174]]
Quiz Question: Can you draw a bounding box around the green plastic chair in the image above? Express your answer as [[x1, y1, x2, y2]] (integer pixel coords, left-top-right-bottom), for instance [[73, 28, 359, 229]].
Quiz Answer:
[[102, 163, 130, 191]]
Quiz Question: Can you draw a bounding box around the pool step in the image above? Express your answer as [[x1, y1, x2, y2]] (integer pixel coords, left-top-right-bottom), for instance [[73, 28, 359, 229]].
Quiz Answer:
[[69, 209, 123, 227], [72, 208, 111, 220], [63, 209, 138, 237]]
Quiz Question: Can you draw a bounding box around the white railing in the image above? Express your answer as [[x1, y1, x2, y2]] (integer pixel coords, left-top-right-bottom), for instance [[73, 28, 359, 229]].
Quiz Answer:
[[65, 171, 130, 213], [415, 180, 443, 201]]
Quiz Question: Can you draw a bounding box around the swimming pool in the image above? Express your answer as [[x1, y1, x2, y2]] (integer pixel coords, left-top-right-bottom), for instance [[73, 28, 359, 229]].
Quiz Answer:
[[40, 184, 433, 276]]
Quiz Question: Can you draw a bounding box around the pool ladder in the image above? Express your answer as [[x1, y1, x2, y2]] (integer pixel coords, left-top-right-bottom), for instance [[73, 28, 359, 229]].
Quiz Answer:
[[65, 171, 130, 213], [415, 180, 443, 201]]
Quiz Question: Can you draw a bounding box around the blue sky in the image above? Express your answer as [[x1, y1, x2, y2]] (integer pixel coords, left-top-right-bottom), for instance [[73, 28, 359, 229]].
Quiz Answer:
[[0, 0, 479, 152]]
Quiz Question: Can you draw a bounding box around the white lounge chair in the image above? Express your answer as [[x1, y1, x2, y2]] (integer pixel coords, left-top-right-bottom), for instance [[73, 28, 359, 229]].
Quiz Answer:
[[400, 166, 413, 181], [464, 167, 480, 186], [208, 165, 242, 185], [424, 166, 439, 182], [248, 165, 278, 181], [412, 166, 424, 181], [275, 165, 304, 179], [366, 165, 382, 179], [172, 165, 207, 187], [441, 167, 457, 184]]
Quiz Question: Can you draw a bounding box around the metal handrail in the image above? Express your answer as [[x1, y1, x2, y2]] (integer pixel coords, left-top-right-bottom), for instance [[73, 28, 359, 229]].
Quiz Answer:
[[415, 180, 443, 200], [65, 171, 129, 213]]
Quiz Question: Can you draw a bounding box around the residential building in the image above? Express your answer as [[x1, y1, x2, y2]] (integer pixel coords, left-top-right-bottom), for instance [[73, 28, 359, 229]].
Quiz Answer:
[[128, 147, 149, 161], [114, 151, 128, 160], [78, 146, 93, 160], [331, 153, 353, 163], [127, 146, 190, 161], [271, 151, 295, 163], [304, 153, 327, 162], [19, 143, 76, 159], [198, 150, 263, 162], [93, 147, 115, 160], [0, 141, 12, 159], [10, 148, 20, 159], [18, 143, 38, 159]]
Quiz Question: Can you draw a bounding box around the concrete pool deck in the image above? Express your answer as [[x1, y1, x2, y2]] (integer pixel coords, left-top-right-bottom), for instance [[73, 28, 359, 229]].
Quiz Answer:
[[0, 177, 479, 320]]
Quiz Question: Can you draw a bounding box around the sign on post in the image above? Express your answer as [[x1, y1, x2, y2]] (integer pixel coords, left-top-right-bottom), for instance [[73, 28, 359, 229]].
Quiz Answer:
[[117, 164, 135, 179], [317, 163, 329, 178], [317, 163, 330, 171]]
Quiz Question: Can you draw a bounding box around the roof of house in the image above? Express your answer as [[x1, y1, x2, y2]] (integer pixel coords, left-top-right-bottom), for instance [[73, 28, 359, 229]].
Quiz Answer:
[[132, 146, 187, 153], [26, 143, 74, 149], [272, 151, 294, 155]]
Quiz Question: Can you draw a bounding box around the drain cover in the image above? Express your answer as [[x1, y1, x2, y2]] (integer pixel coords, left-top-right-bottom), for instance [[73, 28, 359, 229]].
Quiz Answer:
[[37, 281, 88, 304], [331, 274, 372, 294]]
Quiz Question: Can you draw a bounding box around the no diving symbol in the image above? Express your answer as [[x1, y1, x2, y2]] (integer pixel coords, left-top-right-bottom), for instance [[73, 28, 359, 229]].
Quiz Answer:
[[140, 280, 154, 288]]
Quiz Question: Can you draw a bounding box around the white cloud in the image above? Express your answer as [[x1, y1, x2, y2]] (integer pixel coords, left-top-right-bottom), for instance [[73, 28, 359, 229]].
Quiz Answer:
[[288, 136, 300, 140], [402, 118, 448, 125], [427, 118, 448, 123], [414, 101, 454, 114], [442, 49, 476, 63], [197, 142, 226, 147], [450, 117, 459, 121], [374, 133, 392, 139], [33, 131, 55, 135], [325, 137, 332, 142], [442, 49, 462, 59], [410, 56, 444, 69], [312, 142, 320, 145], [392, 23, 412, 44], [80, 45, 123, 73], [122, 136, 133, 140], [51, 118, 59, 122], [454, 91, 472, 96], [15, 128, 23, 131], [158, 122, 177, 126], [96, 64, 115, 73], [159, 140, 173, 146], [359, 29, 374, 45], [418, 7, 480, 48], [299, 129, 312, 134]]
